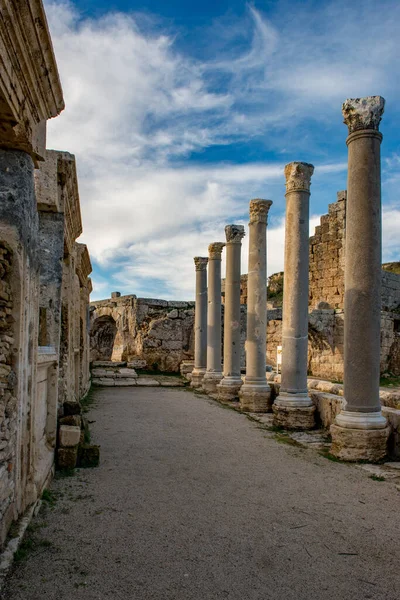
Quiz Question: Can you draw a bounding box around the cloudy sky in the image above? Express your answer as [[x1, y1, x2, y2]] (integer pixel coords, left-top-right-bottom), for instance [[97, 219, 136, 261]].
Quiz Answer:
[[44, 0, 400, 301]]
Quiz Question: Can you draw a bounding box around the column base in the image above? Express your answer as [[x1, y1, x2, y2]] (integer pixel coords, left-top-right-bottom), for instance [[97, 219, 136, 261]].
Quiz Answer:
[[273, 392, 315, 430], [330, 409, 390, 462], [330, 424, 390, 462], [190, 368, 206, 389], [239, 382, 271, 413], [216, 377, 243, 403], [202, 371, 223, 395]]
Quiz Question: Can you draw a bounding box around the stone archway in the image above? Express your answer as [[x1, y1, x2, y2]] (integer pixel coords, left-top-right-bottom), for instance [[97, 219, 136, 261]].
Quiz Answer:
[[90, 315, 118, 361]]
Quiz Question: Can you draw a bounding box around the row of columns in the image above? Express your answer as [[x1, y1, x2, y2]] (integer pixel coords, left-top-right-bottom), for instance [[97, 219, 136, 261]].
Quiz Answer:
[[191, 95, 389, 462]]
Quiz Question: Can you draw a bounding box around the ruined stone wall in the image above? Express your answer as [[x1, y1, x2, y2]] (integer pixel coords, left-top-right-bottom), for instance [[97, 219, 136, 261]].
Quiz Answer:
[[0, 243, 18, 542], [90, 295, 195, 372], [309, 191, 346, 310]]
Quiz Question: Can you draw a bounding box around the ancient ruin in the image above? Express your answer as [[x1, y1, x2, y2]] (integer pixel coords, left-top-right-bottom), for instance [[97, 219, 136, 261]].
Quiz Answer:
[[273, 162, 316, 429], [0, 0, 93, 547], [0, 0, 399, 580]]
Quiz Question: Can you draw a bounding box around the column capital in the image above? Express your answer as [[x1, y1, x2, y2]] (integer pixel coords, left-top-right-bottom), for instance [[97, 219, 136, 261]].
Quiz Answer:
[[284, 162, 314, 193], [225, 224, 245, 244], [342, 96, 385, 134], [249, 199, 273, 224], [208, 242, 225, 259], [194, 256, 208, 271]]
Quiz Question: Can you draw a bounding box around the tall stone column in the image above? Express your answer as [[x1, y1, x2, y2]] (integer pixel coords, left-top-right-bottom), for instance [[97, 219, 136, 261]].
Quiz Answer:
[[239, 199, 273, 412], [273, 162, 316, 429], [202, 242, 225, 394], [217, 225, 245, 402], [191, 257, 209, 388], [331, 96, 390, 461]]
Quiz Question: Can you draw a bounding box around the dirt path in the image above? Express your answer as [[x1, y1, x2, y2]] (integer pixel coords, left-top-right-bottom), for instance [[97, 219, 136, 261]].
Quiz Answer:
[[2, 386, 400, 600]]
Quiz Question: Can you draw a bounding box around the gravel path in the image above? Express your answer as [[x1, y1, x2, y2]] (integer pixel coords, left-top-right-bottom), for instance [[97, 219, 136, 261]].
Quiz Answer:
[[2, 387, 400, 600]]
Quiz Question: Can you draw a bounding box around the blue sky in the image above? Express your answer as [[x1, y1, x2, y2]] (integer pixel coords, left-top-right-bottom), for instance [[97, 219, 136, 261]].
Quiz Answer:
[[44, 0, 400, 300]]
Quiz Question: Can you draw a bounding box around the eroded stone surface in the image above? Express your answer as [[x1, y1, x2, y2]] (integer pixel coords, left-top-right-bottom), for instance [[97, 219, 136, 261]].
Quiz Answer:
[[330, 424, 390, 462]]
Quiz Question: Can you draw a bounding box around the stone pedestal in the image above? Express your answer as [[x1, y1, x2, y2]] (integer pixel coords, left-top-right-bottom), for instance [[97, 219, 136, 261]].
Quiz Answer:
[[202, 243, 225, 395], [217, 225, 245, 402], [331, 96, 389, 461], [239, 199, 272, 412], [273, 162, 315, 429], [191, 257, 208, 388]]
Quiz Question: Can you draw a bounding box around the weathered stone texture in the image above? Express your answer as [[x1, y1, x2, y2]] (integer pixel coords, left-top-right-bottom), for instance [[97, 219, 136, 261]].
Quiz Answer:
[[309, 191, 346, 310], [90, 295, 195, 373]]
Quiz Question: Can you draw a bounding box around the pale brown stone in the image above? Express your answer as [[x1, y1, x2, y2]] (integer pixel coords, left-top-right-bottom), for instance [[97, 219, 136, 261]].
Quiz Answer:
[[272, 405, 316, 430], [330, 424, 390, 462]]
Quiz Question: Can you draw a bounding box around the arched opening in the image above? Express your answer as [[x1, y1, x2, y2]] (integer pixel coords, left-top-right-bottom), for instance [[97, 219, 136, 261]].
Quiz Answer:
[[90, 315, 117, 361]]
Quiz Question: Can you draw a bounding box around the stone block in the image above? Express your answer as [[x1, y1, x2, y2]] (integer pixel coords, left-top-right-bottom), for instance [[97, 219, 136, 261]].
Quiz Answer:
[[330, 425, 391, 462], [162, 341, 182, 350], [92, 361, 126, 368], [136, 378, 160, 386], [114, 379, 137, 386], [97, 378, 115, 386], [59, 415, 82, 428], [167, 301, 190, 308], [127, 359, 147, 369], [78, 444, 100, 468], [273, 405, 316, 430], [117, 368, 138, 377], [91, 368, 108, 377], [63, 401, 82, 416], [59, 425, 81, 448], [57, 447, 78, 470]]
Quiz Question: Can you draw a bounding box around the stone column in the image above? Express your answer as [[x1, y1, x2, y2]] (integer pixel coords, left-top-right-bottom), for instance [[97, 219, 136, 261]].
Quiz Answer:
[[331, 96, 390, 461], [239, 199, 273, 412], [202, 242, 225, 394], [217, 225, 245, 402], [191, 257, 209, 388], [273, 162, 316, 429]]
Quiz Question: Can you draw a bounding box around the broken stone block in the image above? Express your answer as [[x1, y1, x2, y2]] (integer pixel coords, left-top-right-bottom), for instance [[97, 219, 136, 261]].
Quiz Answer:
[[127, 360, 147, 369], [117, 368, 137, 377], [59, 415, 82, 427], [78, 444, 100, 468], [57, 447, 78, 470], [63, 400, 82, 416], [59, 425, 81, 448], [136, 378, 160, 386], [114, 379, 137, 386], [92, 361, 126, 368]]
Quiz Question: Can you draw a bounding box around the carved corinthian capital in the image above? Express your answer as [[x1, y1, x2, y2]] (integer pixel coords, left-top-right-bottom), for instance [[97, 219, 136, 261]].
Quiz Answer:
[[208, 242, 225, 259], [249, 199, 273, 224], [194, 257, 208, 271], [342, 96, 385, 134], [225, 224, 245, 244], [284, 162, 314, 194]]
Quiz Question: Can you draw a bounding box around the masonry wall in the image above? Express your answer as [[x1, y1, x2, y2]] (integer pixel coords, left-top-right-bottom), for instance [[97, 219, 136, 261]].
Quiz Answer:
[[90, 295, 195, 372]]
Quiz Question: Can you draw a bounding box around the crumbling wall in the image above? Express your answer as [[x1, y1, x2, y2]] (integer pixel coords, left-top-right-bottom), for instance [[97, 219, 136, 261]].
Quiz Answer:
[[90, 296, 195, 372], [309, 191, 346, 310], [0, 243, 18, 542]]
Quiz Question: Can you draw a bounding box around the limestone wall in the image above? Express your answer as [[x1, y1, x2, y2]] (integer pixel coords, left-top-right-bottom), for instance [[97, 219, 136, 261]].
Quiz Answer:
[[90, 295, 195, 372], [0, 146, 92, 546], [309, 191, 346, 310]]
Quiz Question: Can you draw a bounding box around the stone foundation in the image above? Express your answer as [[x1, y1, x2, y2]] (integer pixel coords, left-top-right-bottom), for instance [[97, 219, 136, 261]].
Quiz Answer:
[[216, 379, 242, 402], [273, 405, 316, 430], [330, 424, 391, 462], [239, 385, 272, 413]]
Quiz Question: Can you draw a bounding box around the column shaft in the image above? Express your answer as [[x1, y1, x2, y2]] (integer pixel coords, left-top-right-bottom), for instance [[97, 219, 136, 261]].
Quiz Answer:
[[343, 132, 382, 412], [273, 162, 315, 429], [331, 96, 389, 462], [202, 243, 225, 394], [239, 199, 272, 412], [217, 225, 245, 402], [191, 257, 208, 388]]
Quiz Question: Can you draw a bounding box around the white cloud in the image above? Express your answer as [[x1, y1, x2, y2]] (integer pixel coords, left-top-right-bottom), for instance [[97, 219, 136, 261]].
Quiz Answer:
[[43, 1, 400, 300]]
